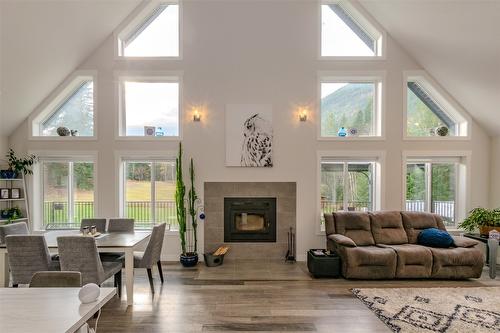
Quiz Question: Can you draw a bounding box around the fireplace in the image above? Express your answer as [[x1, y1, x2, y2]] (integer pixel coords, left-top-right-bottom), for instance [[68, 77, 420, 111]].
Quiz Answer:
[[224, 197, 277, 242]]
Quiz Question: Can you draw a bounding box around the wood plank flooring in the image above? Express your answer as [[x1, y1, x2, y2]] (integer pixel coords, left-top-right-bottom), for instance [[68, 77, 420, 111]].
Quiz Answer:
[[93, 261, 500, 333]]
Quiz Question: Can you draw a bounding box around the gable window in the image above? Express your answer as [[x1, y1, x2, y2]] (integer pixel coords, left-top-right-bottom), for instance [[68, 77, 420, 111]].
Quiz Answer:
[[31, 74, 96, 137], [320, 74, 383, 138], [404, 155, 468, 228], [40, 157, 96, 230], [120, 158, 177, 230], [321, 2, 383, 57], [405, 72, 469, 138], [119, 76, 180, 137], [118, 2, 179, 57]]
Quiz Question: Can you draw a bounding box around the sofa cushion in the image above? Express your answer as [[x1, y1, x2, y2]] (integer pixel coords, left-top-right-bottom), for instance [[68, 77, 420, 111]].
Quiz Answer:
[[333, 212, 375, 246], [338, 246, 396, 279], [370, 211, 408, 245], [324, 213, 335, 235], [328, 234, 356, 247], [417, 228, 454, 248], [401, 212, 446, 244], [452, 236, 479, 248], [379, 244, 432, 278], [429, 247, 483, 279]]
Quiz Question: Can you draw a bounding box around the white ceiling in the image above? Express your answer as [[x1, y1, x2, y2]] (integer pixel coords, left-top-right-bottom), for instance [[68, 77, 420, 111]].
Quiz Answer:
[[1, 0, 499, 136], [0, 0, 141, 136], [360, 0, 500, 136]]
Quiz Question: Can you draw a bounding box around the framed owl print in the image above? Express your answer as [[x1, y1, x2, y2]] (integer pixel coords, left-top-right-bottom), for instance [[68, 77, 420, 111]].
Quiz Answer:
[[225, 104, 273, 167]]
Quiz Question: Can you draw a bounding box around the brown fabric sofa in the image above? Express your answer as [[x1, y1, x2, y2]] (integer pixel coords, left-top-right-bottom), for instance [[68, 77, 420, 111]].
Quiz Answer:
[[325, 211, 484, 279]]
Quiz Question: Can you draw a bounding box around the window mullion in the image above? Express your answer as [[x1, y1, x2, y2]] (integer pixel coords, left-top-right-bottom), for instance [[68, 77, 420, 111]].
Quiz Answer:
[[68, 162, 74, 224], [151, 162, 156, 227], [425, 163, 432, 213], [343, 163, 349, 211]]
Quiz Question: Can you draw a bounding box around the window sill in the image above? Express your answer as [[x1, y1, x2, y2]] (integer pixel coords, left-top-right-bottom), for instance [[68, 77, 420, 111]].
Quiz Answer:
[[403, 136, 470, 141], [29, 136, 97, 141], [115, 56, 182, 61], [115, 136, 181, 141], [317, 136, 385, 141], [319, 55, 386, 61]]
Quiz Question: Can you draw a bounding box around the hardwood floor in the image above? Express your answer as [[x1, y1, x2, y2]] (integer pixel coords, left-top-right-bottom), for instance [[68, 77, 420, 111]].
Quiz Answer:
[[94, 261, 500, 333]]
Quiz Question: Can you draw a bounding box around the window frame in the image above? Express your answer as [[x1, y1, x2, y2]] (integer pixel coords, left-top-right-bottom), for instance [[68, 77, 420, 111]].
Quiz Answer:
[[28, 70, 98, 141], [115, 71, 183, 140], [403, 70, 471, 140], [317, 150, 385, 234], [116, 151, 178, 233], [319, 0, 386, 60], [318, 71, 385, 140], [31, 151, 98, 231], [114, 0, 182, 60], [402, 151, 471, 230]]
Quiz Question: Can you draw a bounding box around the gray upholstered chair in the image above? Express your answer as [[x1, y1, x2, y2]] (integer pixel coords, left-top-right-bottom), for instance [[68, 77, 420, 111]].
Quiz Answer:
[[108, 218, 135, 232], [29, 271, 82, 288], [0, 222, 29, 244], [80, 218, 107, 233], [5, 235, 59, 287], [134, 223, 166, 293], [57, 236, 122, 297]]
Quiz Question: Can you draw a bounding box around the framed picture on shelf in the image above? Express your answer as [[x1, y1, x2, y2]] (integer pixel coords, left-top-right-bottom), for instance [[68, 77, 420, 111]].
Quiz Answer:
[[0, 189, 9, 199], [10, 188, 20, 199]]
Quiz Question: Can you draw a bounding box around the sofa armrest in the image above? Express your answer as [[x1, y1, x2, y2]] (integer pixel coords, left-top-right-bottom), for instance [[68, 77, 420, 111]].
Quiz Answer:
[[328, 234, 357, 247], [452, 236, 479, 248]]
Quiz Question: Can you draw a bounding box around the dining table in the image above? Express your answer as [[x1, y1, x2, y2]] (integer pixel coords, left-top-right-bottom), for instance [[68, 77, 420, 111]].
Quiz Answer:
[[0, 230, 151, 306]]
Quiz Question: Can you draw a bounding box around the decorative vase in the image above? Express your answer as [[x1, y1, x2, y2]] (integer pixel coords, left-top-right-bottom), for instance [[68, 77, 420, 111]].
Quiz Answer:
[[436, 126, 449, 137], [479, 226, 500, 237], [338, 127, 347, 137], [0, 170, 17, 179], [180, 253, 199, 267]]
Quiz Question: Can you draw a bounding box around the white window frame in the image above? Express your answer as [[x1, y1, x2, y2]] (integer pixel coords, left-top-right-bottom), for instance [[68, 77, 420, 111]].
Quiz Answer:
[[317, 150, 385, 234], [114, 0, 182, 60], [28, 70, 98, 141], [115, 151, 178, 233], [31, 151, 98, 231], [318, 71, 385, 140], [115, 71, 183, 140], [319, 0, 386, 60], [402, 151, 471, 230], [403, 70, 471, 140]]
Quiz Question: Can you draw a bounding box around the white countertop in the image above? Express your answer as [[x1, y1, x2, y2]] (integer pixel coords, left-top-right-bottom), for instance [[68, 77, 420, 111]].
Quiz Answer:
[[0, 287, 116, 333]]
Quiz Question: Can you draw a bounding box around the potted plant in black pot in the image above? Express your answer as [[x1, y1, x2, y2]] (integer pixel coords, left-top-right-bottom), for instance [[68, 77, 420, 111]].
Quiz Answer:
[[458, 207, 500, 236], [176, 142, 198, 267], [1, 149, 38, 179]]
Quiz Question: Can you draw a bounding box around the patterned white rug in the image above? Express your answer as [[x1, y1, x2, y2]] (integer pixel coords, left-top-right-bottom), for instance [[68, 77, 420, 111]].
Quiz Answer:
[[352, 287, 500, 333]]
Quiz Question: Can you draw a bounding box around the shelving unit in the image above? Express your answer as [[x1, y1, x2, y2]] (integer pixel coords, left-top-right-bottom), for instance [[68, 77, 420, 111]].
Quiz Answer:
[[0, 177, 30, 226]]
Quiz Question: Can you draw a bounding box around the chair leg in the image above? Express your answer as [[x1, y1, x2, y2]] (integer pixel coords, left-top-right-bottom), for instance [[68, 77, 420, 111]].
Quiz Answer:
[[114, 270, 122, 298], [157, 260, 164, 283], [146, 268, 154, 294]]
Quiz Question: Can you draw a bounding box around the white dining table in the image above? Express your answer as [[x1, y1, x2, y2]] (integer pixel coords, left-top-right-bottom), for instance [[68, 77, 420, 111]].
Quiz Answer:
[[0, 230, 151, 306], [0, 287, 116, 333]]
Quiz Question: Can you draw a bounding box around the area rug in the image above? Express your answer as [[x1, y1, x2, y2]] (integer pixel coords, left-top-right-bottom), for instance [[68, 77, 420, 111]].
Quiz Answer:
[[352, 287, 500, 333]]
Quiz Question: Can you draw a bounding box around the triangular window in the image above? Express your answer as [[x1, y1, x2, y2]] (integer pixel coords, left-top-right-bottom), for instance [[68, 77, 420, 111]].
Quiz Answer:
[[31, 74, 95, 137], [321, 3, 382, 57], [119, 3, 179, 57]]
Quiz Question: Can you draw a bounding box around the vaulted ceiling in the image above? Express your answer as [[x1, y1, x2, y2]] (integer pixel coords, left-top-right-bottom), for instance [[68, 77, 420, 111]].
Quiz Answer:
[[1, 0, 499, 137]]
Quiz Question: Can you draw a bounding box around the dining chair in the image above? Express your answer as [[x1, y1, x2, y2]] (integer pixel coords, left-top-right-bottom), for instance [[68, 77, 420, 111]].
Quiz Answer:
[[0, 221, 28, 244], [57, 236, 122, 297], [134, 223, 166, 293], [5, 235, 60, 287], [108, 218, 135, 232], [80, 218, 107, 233], [29, 271, 82, 288]]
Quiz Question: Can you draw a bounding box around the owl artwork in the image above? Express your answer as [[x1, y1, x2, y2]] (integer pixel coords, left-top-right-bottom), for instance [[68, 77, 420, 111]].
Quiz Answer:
[[240, 113, 273, 167]]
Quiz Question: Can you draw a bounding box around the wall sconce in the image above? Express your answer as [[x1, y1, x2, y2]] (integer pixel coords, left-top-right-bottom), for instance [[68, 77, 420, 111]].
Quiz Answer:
[[299, 108, 308, 122], [193, 108, 201, 122]]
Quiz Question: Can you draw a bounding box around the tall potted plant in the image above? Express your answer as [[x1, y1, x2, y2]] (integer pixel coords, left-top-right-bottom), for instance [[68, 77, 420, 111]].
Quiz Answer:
[[175, 142, 198, 267], [458, 207, 500, 236], [188, 158, 198, 254], [1, 149, 38, 179]]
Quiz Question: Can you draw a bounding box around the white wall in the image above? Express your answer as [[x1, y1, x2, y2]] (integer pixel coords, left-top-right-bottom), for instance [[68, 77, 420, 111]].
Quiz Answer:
[[490, 136, 500, 208], [0, 136, 7, 163], [8, 0, 492, 260]]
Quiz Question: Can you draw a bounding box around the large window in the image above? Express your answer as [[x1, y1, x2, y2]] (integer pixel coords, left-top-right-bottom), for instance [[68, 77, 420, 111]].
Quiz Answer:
[[320, 77, 382, 138], [119, 78, 180, 137], [321, 159, 376, 218], [122, 159, 177, 229], [31, 74, 96, 137], [118, 3, 179, 57], [41, 159, 95, 229], [405, 159, 459, 227], [321, 3, 382, 57]]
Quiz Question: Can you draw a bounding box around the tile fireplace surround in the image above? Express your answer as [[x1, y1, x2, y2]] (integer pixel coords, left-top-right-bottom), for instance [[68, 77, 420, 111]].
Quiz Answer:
[[204, 182, 296, 259]]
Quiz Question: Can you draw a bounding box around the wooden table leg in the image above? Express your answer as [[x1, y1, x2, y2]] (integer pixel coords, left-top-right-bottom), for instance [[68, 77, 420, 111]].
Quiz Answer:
[[125, 249, 134, 306], [0, 252, 9, 287]]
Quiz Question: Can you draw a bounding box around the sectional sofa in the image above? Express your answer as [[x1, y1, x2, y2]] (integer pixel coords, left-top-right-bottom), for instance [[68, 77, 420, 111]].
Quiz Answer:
[[324, 211, 484, 279]]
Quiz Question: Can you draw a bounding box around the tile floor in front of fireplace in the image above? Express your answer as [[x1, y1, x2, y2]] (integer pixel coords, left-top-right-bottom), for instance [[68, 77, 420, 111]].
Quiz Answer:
[[91, 261, 500, 333]]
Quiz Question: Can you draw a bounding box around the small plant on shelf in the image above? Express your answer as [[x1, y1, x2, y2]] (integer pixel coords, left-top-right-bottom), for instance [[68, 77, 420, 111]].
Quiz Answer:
[[0, 207, 22, 222], [458, 207, 500, 236]]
